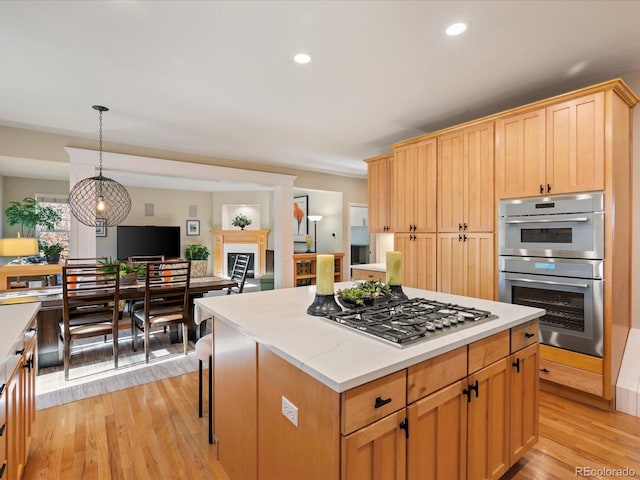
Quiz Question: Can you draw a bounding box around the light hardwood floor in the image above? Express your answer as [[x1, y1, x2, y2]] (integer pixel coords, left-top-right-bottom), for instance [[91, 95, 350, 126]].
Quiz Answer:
[[26, 373, 640, 479]]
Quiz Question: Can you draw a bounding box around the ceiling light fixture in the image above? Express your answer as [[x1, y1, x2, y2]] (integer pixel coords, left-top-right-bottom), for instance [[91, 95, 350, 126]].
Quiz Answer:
[[294, 53, 312, 64], [68, 105, 131, 227], [445, 22, 467, 36]]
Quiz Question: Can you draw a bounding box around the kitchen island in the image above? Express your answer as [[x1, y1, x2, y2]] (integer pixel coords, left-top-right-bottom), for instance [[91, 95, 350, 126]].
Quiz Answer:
[[194, 284, 544, 480]]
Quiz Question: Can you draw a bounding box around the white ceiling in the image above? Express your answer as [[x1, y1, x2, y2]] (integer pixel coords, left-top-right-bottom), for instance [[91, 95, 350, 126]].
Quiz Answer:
[[1, 0, 640, 184]]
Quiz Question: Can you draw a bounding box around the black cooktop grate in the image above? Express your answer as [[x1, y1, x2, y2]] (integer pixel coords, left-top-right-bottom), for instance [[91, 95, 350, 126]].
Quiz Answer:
[[324, 298, 496, 347]]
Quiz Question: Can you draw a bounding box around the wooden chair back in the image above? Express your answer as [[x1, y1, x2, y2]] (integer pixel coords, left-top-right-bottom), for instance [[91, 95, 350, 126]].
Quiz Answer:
[[143, 259, 191, 318], [62, 262, 120, 326]]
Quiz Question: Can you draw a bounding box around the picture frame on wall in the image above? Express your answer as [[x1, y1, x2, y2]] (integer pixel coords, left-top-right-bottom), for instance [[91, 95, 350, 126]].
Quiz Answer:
[[95, 218, 106, 237], [293, 195, 309, 242], [186, 219, 200, 236]]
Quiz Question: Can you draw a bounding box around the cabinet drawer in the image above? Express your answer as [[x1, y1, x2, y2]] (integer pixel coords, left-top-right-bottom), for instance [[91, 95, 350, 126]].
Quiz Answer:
[[407, 346, 467, 403], [468, 330, 510, 374], [511, 320, 539, 353], [351, 268, 384, 282], [539, 358, 603, 396], [341, 370, 406, 435]]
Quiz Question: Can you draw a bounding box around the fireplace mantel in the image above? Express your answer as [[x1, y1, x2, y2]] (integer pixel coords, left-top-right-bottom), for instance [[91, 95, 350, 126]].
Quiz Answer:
[[213, 229, 270, 277]]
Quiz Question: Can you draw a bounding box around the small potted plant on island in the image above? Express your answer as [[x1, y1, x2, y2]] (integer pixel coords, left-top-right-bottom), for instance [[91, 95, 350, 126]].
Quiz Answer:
[[39, 241, 64, 264], [98, 257, 146, 284], [231, 213, 252, 230], [185, 244, 210, 277]]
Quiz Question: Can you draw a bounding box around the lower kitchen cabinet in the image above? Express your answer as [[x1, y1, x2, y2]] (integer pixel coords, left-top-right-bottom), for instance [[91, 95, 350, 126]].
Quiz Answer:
[[407, 380, 467, 480], [509, 343, 539, 465], [395, 233, 437, 291], [437, 233, 495, 300], [341, 409, 407, 480]]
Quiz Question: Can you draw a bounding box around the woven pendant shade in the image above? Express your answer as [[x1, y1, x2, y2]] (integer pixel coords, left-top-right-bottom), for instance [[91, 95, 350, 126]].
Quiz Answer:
[[68, 105, 131, 227], [68, 174, 131, 227]]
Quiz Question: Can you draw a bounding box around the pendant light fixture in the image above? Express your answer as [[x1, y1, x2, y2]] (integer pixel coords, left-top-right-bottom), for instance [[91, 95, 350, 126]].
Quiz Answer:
[[68, 105, 131, 227]]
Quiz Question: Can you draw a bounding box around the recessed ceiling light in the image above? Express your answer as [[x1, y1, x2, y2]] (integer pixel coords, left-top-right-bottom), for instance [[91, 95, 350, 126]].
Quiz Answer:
[[445, 22, 467, 36], [294, 53, 312, 64]]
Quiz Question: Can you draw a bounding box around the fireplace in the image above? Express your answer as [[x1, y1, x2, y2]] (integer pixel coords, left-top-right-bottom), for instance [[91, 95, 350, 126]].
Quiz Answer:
[[213, 229, 270, 278], [227, 253, 255, 278]]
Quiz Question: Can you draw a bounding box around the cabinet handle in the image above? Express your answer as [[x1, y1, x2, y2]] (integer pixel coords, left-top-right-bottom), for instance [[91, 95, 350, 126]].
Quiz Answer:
[[540, 368, 550, 373], [15, 348, 25, 356], [374, 396, 392, 409], [463, 234, 467, 242], [458, 223, 462, 231], [0, 384, 4, 396], [458, 234, 462, 242], [463, 223, 467, 230], [525, 332, 535, 339], [463, 380, 479, 403], [0, 461, 5, 478], [547, 184, 551, 193], [512, 358, 521, 373], [0, 424, 5, 437], [399, 417, 409, 439], [539, 184, 544, 194]]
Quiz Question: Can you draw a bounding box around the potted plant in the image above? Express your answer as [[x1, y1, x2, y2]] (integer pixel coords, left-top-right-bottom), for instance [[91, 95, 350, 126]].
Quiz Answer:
[[185, 244, 210, 277], [336, 279, 392, 309], [231, 213, 252, 230], [5, 197, 61, 237], [98, 257, 145, 284], [38, 241, 64, 264]]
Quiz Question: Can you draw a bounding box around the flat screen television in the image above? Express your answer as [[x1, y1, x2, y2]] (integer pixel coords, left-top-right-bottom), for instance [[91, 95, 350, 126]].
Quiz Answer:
[[116, 225, 181, 260]]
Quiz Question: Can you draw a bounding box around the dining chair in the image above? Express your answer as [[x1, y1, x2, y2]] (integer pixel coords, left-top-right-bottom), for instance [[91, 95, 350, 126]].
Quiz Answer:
[[227, 253, 251, 294], [131, 259, 191, 363], [60, 261, 120, 380]]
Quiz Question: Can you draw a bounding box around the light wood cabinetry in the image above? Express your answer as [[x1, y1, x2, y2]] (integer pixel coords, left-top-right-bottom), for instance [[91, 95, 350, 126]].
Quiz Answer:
[[366, 154, 394, 233], [293, 252, 344, 287], [395, 233, 436, 291], [495, 109, 546, 199], [437, 233, 494, 300], [392, 138, 437, 233], [350, 268, 384, 282], [509, 343, 539, 465], [438, 122, 494, 233], [4, 316, 37, 480]]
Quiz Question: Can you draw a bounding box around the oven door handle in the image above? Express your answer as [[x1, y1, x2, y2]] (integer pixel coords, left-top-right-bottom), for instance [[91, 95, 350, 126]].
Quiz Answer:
[[506, 277, 589, 289], [504, 217, 589, 224]]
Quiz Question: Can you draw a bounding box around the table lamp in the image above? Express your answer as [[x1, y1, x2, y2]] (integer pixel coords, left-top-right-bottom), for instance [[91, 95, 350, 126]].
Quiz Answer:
[[0, 235, 39, 263], [307, 253, 341, 316]]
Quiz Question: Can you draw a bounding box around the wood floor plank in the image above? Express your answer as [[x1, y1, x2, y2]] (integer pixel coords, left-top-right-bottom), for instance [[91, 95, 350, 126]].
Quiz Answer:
[[25, 373, 640, 479]]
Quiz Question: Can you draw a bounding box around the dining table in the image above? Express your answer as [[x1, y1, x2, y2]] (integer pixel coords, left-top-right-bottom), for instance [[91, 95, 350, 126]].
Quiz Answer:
[[0, 276, 237, 372]]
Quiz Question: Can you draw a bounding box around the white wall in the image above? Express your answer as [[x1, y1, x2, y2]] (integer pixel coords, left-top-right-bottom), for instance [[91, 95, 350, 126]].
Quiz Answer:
[[293, 188, 343, 254]]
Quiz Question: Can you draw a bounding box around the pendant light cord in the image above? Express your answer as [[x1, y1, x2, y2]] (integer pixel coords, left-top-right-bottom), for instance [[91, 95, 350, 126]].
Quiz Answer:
[[98, 108, 103, 176]]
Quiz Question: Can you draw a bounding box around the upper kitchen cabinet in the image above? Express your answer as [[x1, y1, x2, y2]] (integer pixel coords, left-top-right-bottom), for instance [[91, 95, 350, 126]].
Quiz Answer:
[[366, 153, 394, 233], [495, 109, 546, 199], [546, 92, 604, 195], [438, 122, 494, 233], [392, 138, 437, 233]]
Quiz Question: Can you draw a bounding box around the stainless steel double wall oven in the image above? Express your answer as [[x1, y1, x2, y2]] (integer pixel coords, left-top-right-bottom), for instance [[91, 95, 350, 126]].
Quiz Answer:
[[498, 192, 604, 357]]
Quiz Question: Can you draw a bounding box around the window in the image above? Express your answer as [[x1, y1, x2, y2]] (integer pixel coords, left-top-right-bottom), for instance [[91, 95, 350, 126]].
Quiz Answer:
[[35, 193, 70, 258]]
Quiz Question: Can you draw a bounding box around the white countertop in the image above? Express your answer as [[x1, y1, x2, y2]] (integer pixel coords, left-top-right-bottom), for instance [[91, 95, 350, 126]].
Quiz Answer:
[[194, 284, 544, 392], [0, 303, 40, 356], [351, 263, 386, 272]]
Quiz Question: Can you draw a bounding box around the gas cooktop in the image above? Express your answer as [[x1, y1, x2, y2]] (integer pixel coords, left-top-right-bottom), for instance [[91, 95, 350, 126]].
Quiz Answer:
[[323, 298, 497, 347]]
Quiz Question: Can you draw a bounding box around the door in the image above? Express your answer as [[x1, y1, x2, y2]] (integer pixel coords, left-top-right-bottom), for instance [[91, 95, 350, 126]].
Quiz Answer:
[[437, 234, 465, 296], [407, 380, 467, 480], [341, 410, 406, 480], [438, 131, 465, 233], [368, 155, 394, 233], [464, 233, 495, 301], [510, 343, 539, 465], [464, 122, 494, 232], [349, 205, 370, 266], [396, 233, 437, 290]]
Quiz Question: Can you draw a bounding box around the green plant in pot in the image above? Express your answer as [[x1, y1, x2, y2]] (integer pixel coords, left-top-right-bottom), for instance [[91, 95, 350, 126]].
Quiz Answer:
[[5, 197, 61, 237], [98, 257, 145, 284], [185, 244, 210, 277], [231, 213, 252, 230], [336, 279, 392, 309], [38, 241, 64, 264]]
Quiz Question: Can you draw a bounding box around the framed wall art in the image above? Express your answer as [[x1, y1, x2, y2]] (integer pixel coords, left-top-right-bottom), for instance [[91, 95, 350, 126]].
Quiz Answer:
[[186, 219, 200, 236], [95, 218, 107, 237], [293, 195, 309, 242]]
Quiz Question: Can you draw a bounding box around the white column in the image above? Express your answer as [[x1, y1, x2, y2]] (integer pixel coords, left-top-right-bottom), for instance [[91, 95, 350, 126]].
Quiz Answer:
[[68, 163, 97, 259], [273, 185, 294, 288]]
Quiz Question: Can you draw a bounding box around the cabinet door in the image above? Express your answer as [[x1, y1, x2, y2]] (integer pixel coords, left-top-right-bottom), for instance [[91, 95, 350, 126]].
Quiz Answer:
[[407, 380, 467, 480], [414, 139, 437, 233], [467, 358, 510, 480], [464, 122, 494, 232], [413, 233, 437, 291], [6, 366, 24, 480], [464, 233, 495, 301], [438, 131, 465, 232], [394, 234, 413, 287], [437, 234, 465, 296], [495, 109, 546, 199], [368, 155, 394, 233], [510, 343, 539, 465], [393, 145, 416, 233], [341, 409, 406, 480], [546, 92, 604, 194], [24, 336, 36, 445]]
